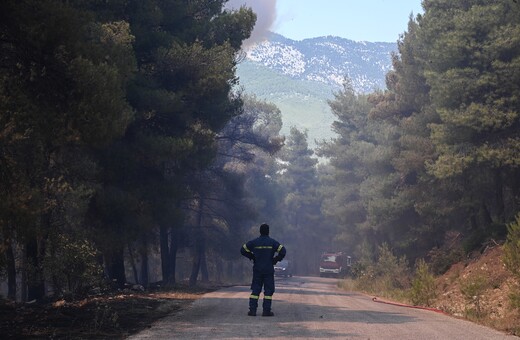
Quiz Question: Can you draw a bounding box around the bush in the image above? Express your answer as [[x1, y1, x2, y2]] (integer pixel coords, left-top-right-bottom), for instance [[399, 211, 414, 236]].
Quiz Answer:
[[44, 233, 104, 298], [353, 262, 377, 292], [460, 275, 488, 319], [503, 214, 520, 279], [503, 213, 520, 312], [350, 261, 368, 280], [510, 291, 520, 311], [428, 246, 463, 275], [374, 243, 410, 290], [352, 243, 410, 297], [409, 259, 437, 307]]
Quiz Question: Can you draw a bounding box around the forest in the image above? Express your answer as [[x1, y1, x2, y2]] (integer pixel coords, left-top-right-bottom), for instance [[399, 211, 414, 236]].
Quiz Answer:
[[1, 0, 520, 311]]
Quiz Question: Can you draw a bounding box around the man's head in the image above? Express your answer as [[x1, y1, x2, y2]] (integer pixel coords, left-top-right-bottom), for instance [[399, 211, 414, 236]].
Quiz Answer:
[[260, 223, 269, 236]]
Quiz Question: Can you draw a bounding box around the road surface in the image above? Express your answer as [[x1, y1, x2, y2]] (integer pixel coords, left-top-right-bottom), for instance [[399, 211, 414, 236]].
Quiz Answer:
[[128, 276, 518, 339]]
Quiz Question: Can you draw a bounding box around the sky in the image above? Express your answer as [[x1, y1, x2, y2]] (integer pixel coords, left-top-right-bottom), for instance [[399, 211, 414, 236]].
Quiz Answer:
[[275, 0, 423, 42], [228, 0, 424, 43]]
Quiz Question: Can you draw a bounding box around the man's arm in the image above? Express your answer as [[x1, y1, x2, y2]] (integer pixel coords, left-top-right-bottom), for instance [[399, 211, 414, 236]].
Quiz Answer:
[[272, 243, 286, 264], [240, 242, 255, 261]]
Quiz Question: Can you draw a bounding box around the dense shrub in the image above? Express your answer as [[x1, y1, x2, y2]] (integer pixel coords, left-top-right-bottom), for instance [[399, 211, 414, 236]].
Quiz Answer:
[[503, 213, 520, 312], [374, 243, 410, 290], [353, 243, 410, 295], [460, 275, 489, 319], [428, 246, 464, 275], [44, 233, 104, 298], [423, 231, 464, 276], [409, 259, 437, 307]]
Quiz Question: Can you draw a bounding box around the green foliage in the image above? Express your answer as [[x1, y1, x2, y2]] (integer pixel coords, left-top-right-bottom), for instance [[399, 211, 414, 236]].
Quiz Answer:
[[427, 246, 463, 275], [460, 275, 489, 319], [409, 259, 437, 306], [353, 264, 377, 292], [317, 83, 378, 260], [86, 0, 257, 286], [318, 0, 520, 269], [462, 222, 508, 254], [44, 233, 104, 298], [510, 291, 520, 311], [210, 6, 256, 49], [503, 213, 520, 279], [350, 261, 369, 280], [2, 0, 520, 303], [503, 213, 520, 312], [353, 243, 411, 296], [423, 1, 520, 177], [374, 243, 411, 290], [0, 0, 258, 294], [277, 127, 327, 274]]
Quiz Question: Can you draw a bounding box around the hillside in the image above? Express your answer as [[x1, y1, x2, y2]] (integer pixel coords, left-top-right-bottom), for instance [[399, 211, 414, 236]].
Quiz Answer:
[[236, 61, 335, 148], [236, 33, 396, 149], [433, 245, 519, 335], [243, 33, 395, 91]]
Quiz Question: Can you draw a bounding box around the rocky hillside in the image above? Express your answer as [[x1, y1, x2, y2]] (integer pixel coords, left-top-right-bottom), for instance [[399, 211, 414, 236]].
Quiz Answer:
[[236, 33, 396, 148], [244, 33, 396, 93], [433, 245, 519, 335]]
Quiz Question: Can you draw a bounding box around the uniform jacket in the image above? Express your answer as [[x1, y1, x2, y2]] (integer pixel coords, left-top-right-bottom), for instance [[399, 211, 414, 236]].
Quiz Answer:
[[241, 235, 286, 274]]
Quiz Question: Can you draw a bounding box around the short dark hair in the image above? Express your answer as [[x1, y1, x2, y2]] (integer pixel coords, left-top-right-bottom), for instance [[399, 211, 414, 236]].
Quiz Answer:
[[260, 223, 269, 235]]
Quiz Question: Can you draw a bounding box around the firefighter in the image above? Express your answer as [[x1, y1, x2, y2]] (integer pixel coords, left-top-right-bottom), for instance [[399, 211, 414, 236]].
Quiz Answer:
[[240, 223, 286, 316]]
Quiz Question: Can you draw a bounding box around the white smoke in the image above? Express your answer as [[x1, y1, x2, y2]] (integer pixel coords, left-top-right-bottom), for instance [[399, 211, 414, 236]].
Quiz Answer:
[[226, 0, 277, 48]]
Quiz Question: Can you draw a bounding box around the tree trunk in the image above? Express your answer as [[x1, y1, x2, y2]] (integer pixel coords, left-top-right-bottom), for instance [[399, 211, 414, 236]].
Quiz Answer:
[[189, 197, 204, 287], [26, 236, 45, 301], [480, 202, 493, 228], [159, 225, 171, 284], [5, 238, 16, 300], [107, 248, 126, 288], [215, 258, 223, 283], [140, 238, 149, 288], [21, 245, 27, 302], [495, 169, 505, 223], [200, 238, 209, 283], [168, 229, 178, 286], [127, 243, 139, 284], [189, 246, 201, 287]]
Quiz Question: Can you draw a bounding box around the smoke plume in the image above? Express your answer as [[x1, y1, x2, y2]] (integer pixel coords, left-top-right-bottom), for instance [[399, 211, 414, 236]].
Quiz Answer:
[[226, 0, 277, 48]]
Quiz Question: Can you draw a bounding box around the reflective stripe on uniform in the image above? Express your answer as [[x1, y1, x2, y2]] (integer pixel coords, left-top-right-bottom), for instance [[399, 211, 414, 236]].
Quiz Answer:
[[264, 295, 272, 300], [250, 294, 259, 299], [254, 246, 273, 249], [243, 244, 252, 253], [277, 244, 283, 252]]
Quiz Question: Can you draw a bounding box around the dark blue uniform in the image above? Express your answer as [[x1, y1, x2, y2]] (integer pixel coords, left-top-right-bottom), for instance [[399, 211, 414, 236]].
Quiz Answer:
[[241, 234, 286, 314]]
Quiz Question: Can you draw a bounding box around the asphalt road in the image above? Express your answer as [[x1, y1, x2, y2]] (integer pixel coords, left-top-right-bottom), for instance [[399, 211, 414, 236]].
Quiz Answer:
[[128, 276, 518, 339]]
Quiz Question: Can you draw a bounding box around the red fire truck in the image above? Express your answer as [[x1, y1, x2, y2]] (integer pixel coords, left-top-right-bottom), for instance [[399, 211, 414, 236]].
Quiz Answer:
[[319, 252, 351, 277]]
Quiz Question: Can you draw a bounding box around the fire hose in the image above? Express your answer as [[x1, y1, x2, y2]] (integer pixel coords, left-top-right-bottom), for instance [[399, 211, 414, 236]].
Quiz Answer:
[[371, 296, 448, 315]]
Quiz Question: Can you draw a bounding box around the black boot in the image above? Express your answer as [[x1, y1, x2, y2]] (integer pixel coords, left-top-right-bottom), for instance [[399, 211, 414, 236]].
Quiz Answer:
[[247, 310, 256, 316], [262, 310, 274, 317]]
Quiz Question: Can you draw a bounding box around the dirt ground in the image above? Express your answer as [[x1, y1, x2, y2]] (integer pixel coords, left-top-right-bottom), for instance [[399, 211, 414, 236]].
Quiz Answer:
[[0, 284, 217, 339], [433, 245, 520, 335]]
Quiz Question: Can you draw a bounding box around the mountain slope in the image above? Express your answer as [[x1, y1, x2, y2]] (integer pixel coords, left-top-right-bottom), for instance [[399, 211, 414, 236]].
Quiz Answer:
[[244, 33, 395, 92], [236, 33, 396, 148]]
